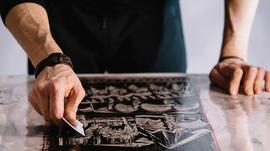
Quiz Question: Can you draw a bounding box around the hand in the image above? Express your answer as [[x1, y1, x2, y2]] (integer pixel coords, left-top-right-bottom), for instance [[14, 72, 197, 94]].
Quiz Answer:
[[28, 64, 85, 126], [209, 58, 270, 95]]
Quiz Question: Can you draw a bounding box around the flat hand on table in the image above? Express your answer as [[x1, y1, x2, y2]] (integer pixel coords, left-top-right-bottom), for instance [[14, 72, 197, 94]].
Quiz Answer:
[[28, 64, 85, 126], [209, 58, 270, 95]]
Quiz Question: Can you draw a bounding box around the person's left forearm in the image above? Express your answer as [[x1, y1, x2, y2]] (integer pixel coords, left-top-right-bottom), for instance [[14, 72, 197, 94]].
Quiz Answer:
[[221, 0, 259, 62]]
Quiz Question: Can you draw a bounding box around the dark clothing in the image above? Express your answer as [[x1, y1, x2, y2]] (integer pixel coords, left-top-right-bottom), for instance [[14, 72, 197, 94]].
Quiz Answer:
[[0, 0, 187, 74]]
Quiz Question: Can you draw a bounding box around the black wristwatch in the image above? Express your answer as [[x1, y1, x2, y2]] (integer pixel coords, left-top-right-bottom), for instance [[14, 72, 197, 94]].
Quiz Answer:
[[34, 53, 74, 78]]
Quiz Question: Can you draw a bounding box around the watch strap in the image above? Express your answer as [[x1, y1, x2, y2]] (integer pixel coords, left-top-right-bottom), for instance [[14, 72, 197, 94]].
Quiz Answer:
[[219, 56, 245, 63], [34, 53, 74, 78]]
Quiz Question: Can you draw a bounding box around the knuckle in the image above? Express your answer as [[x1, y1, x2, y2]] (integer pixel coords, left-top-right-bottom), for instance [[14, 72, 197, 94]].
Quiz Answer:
[[258, 67, 265, 73], [49, 78, 57, 85], [35, 83, 45, 92], [79, 88, 86, 98], [258, 69, 266, 77], [249, 66, 258, 73], [234, 68, 243, 75], [74, 84, 85, 97], [49, 78, 60, 91]]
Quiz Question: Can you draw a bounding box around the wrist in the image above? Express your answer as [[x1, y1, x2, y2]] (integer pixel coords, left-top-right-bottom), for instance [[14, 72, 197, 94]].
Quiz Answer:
[[219, 56, 246, 64], [221, 31, 249, 63], [220, 47, 248, 63], [34, 53, 74, 78], [28, 36, 63, 67]]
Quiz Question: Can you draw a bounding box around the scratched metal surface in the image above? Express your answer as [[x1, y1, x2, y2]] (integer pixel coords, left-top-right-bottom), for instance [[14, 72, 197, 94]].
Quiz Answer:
[[0, 74, 269, 151]]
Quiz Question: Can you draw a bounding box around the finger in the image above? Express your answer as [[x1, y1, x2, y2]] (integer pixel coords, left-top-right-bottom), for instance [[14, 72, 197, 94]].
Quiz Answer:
[[28, 92, 42, 115], [40, 97, 51, 121], [64, 85, 85, 125], [48, 79, 65, 126], [265, 71, 270, 92], [242, 66, 258, 95], [217, 64, 243, 95], [254, 68, 265, 94], [34, 82, 51, 121], [228, 64, 243, 95], [209, 68, 230, 91]]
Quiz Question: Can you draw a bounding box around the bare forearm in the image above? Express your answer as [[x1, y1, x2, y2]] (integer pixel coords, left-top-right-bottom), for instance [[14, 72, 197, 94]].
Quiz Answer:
[[221, 0, 259, 61], [5, 3, 61, 67]]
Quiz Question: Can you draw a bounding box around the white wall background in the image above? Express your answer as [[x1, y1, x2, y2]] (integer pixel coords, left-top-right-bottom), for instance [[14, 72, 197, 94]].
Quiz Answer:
[[0, 0, 269, 75], [0, 21, 27, 75], [182, 0, 270, 73]]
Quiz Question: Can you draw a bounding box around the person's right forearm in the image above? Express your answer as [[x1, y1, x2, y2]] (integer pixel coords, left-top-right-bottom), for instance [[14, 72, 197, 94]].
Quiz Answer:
[[5, 2, 62, 67], [4, 2, 86, 127]]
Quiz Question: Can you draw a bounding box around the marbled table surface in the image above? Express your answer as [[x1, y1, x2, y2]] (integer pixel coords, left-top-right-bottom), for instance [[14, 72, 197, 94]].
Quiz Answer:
[[0, 74, 269, 151]]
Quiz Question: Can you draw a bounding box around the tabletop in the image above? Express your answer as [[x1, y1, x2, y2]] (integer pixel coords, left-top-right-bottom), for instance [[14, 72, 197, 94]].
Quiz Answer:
[[0, 74, 269, 151]]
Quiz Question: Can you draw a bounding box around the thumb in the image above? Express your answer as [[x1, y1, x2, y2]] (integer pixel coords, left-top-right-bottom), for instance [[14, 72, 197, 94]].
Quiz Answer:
[[64, 85, 85, 125], [216, 63, 235, 77]]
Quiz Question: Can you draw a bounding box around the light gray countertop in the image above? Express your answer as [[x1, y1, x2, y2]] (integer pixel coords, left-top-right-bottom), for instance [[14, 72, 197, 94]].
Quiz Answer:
[[0, 74, 269, 151]]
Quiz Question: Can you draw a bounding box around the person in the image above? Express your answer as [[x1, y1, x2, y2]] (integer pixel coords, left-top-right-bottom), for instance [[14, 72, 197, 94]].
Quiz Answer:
[[0, 0, 269, 126]]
